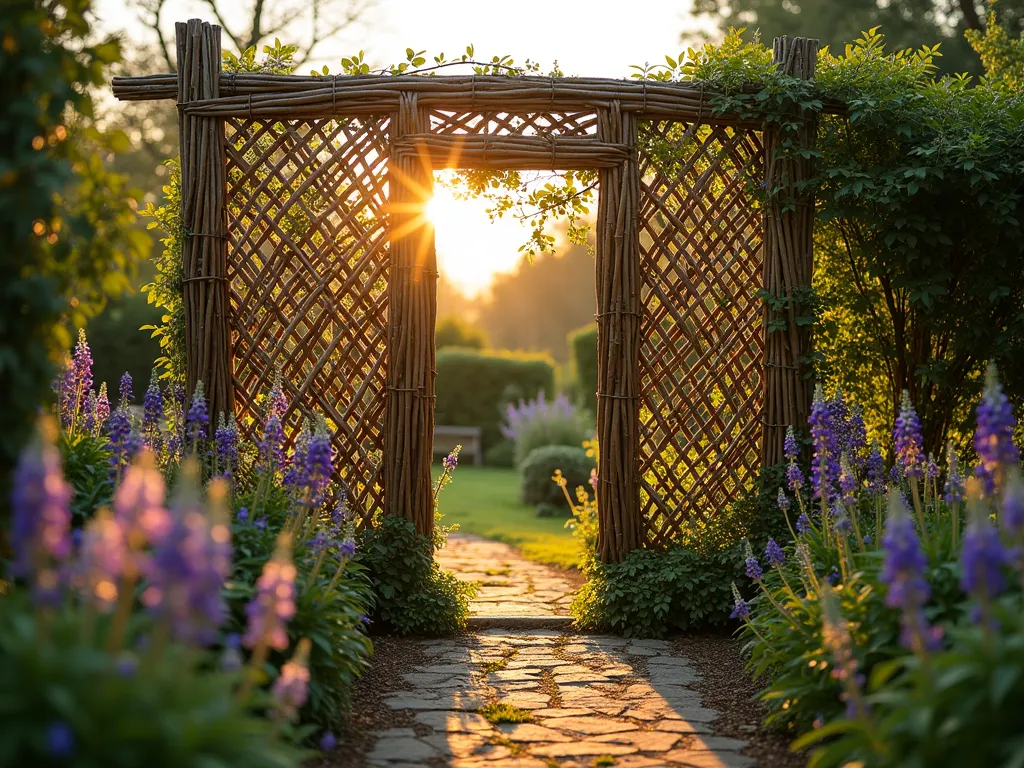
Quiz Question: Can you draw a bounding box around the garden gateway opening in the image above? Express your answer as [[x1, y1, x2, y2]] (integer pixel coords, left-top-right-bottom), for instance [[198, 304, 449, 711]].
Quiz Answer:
[[113, 20, 820, 563]]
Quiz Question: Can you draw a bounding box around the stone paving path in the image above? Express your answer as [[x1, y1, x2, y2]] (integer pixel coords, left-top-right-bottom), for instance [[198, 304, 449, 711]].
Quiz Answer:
[[435, 534, 576, 618], [365, 630, 752, 768], [359, 537, 754, 767]]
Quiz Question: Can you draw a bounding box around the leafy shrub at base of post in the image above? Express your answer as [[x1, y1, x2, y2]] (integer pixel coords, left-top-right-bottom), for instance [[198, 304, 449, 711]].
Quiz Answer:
[[572, 547, 744, 638], [520, 445, 595, 507], [358, 516, 474, 636]]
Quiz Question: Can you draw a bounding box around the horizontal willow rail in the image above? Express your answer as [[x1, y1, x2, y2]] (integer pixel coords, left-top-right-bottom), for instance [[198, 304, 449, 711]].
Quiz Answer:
[[112, 73, 843, 124], [391, 134, 631, 169]]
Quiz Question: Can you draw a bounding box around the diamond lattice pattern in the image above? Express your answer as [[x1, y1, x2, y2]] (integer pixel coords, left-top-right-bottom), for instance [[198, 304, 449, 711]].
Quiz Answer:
[[225, 116, 390, 527], [637, 121, 765, 547]]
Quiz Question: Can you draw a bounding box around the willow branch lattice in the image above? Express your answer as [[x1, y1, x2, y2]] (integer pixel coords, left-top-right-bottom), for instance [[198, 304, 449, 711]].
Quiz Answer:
[[119, 21, 820, 560]]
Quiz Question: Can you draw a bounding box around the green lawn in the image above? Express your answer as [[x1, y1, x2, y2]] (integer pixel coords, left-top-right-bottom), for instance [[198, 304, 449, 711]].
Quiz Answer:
[[434, 465, 581, 570]]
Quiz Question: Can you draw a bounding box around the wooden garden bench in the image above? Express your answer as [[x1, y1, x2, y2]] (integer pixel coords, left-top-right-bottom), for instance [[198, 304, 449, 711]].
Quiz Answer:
[[433, 425, 483, 466]]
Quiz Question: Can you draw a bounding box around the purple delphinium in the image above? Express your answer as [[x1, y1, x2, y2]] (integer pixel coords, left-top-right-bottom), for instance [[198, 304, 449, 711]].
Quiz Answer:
[[944, 443, 965, 505], [730, 582, 750, 619], [866, 439, 885, 496], [237, 507, 250, 523], [339, 537, 357, 558], [777, 488, 791, 513], [143, 372, 164, 447], [893, 391, 925, 480], [881, 496, 941, 652], [766, 538, 785, 568], [10, 433, 73, 603], [974, 365, 1020, 495], [260, 414, 286, 472], [214, 413, 240, 476], [73, 329, 93, 413], [95, 383, 110, 430], [269, 367, 289, 420], [784, 426, 799, 462], [1003, 472, 1024, 539], [961, 506, 1011, 620], [83, 390, 99, 434], [119, 372, 133, 408], [254, 515, 268, 531], [838, 454, 857, 507], [796, 512, 811, 534], [112, 454, 170, 559], [809, 385, 834, 502], [186, 381, 209, 446], [926, 454, 939, 481], [297, 427, 334, 507], [787, 460, 805, 495], [57, 356, 78, 428], [243, 535, 297, 651], [744, 541, 763, 581], [106, 408, 134, 478], [845, 407, 868, 470], [141, 478, 232, 645]]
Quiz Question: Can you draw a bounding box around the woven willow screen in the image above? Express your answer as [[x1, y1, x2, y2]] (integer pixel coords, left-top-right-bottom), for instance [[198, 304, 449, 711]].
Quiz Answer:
[[113, 20, 819, 562], [225, 116, 391, 526], [637, 122, 765, 546]]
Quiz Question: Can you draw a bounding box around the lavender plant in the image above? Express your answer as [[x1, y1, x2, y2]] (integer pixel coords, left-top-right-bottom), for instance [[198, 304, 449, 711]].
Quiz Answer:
[[501, 390, 595, 466]]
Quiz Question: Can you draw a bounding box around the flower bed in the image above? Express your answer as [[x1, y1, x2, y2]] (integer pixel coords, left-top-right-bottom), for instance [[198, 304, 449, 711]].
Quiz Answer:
[[735, 367, 1024, 766], [1, 331, 376, 763]]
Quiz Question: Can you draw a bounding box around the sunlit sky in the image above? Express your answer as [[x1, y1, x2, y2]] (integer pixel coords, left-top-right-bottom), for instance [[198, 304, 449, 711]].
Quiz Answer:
[[95, 0, 712, 296]]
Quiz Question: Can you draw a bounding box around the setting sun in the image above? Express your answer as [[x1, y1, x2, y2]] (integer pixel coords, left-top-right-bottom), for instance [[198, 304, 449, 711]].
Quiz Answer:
[[426, 181, 531, 297]]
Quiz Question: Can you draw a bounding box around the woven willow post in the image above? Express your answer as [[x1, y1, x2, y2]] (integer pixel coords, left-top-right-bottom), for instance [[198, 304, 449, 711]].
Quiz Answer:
[[760, 36, 819, 465], [176, 19, 233, 427], [595, 103, 643, 564], [385, 92, 437, 536]]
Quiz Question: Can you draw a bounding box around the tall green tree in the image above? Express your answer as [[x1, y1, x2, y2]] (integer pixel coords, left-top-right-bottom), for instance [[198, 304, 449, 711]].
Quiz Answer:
[[0, 0, 147, 504], [691, 0, 1024, 73]]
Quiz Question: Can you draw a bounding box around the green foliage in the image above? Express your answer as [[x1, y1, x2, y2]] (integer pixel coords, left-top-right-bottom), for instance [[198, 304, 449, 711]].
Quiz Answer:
[[519, 445, 595, 507], [567, 322, 598, 415], [690, 0, 1024, 75], [966, 3, 1024, 90], [225, 484, 374, 730], [140, 160, 185, 380], [357, 517, 475, 636], [435, 348, 555, 452], [0, 0, 146, 495], [83, 291, 162, 401], [58, 432, 113, 526], [0, 592, 308, 768], [435, 315, 487, 351], [572, 546, 744, 638], [478, 702, 533, 724]]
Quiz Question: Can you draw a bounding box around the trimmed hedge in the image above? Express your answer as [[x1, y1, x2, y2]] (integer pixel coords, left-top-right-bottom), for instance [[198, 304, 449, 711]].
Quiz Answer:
[[567, 323, 598, 415], [434, 348, 555, 452]]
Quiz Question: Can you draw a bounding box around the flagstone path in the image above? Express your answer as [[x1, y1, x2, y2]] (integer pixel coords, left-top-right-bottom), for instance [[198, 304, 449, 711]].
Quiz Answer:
[[435, 534, 576, 618], [339, 535, 764, 767], [363, 630, 754, 768]]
